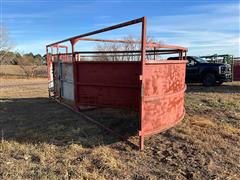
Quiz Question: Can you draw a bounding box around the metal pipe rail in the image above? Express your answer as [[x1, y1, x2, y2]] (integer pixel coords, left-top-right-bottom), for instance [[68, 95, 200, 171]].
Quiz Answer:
[[50, 49, 183, 56], [47, 17, 144, 47]]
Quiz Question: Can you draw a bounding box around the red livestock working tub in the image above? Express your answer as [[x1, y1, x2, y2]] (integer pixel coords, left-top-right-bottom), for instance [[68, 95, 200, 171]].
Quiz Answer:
[[46, 17, 188, 150]]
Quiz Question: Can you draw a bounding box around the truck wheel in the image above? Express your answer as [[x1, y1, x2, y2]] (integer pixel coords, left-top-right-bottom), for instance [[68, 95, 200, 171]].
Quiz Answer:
[[216, 81, 223, 86], [202, 73, 216, 86]]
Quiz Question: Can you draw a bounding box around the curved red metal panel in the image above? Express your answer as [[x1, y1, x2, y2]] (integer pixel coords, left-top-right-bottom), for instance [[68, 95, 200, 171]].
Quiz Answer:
[[140, 60, 187, 144]]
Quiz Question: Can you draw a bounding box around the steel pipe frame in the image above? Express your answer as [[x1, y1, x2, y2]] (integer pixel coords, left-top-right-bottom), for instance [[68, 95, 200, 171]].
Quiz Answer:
[[140, 16, 147, 150], [47, 17, 143, 48], [46, 16, 187, 150], [72, 52, 180, 58], [68, 37, 187, 51], [46, 45, 68, 99], [51, 49, 183, 56]]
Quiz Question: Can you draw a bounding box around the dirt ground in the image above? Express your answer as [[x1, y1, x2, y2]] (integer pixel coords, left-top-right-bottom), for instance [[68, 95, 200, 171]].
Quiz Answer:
[[0, 77, 240, 179]]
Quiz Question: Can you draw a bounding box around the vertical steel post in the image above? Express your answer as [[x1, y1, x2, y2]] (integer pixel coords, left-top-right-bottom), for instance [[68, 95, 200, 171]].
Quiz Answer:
[[71, 39, 79, 111], [46, 46, 51, 98], [57, 53, 62, 101], [65, 46, 68, 61], [140, 16, 147, 150], [154, 47, 156, 60], [180, 51, 183, 60]]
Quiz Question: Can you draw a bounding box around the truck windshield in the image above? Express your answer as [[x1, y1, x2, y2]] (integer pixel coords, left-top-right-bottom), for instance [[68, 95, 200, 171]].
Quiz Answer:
[[193, 56, 208, 63]]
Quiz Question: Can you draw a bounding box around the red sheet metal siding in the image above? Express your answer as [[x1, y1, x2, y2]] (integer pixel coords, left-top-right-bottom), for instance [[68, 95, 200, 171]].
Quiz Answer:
[[140, 60, 187, 137], [233, 60, 240, 81], [75, 61, 141, 109], [47, 54, 51, 81]]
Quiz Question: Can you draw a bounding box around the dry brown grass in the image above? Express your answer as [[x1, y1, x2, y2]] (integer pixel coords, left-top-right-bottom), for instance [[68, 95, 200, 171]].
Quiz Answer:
[[0, 78, 240, 179], [0, 65, 47, 77]]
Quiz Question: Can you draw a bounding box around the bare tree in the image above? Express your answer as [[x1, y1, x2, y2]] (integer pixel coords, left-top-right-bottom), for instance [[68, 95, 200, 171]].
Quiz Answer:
[[0, 26, 43, 77], [0, 26, 15, 65], [16, 54, 41, 78], [96, 42, 121, 61], [95, 35, 162, 61]]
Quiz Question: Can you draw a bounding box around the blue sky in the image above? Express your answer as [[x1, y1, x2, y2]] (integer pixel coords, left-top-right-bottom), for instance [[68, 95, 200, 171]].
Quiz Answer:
[[2, 0, 240, 56]]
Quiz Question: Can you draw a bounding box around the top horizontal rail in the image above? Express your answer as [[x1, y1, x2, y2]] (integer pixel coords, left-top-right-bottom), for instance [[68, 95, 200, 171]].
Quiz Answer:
[[146, 43, 187, 51], [51, 45, 68, 48], [73, 38, 187, 51], [77, 37, 140, 44], [46, 17, 144, 47], [50, 49, 182, 56]]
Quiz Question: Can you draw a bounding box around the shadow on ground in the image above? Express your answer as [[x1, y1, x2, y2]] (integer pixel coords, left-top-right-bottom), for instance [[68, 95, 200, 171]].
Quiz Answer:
[[0, 98, 139, 148], [186, 83, 240, 93]]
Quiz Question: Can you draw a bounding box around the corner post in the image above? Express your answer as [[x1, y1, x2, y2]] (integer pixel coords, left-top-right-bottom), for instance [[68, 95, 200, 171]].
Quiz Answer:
[[139, 16, 147, 150], [46, 46, 51, 98], [70, 39, 79, 111], [57, 53, 62, 102]]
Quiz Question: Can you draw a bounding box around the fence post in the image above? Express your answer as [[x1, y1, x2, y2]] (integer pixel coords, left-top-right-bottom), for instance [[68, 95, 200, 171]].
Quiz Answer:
[[46, 46, 51, 98], [139, 16, 147, 150], [70, 39, 79, 111]]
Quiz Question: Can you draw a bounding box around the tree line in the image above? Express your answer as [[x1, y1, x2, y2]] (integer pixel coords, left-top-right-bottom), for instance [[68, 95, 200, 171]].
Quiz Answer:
[[0, 51, 46, 65]]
